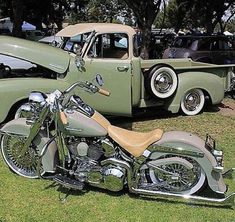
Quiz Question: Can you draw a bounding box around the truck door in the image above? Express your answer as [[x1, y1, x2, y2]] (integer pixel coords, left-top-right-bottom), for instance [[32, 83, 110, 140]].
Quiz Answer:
[[77, 33, 132, 116]]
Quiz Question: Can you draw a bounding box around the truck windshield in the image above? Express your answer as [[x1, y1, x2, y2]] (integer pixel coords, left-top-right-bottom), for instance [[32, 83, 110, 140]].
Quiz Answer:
[[61, 32, 91, 53]]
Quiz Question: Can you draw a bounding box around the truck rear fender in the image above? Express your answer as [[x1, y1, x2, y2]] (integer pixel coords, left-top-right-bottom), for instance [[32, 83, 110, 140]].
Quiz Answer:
[[165, 71, 224, 113]]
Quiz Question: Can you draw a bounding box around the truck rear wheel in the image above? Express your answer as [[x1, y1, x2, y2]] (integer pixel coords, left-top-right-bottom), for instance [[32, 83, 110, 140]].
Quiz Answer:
[[181, 88, 205, 115], [145, 65, 178, 99]]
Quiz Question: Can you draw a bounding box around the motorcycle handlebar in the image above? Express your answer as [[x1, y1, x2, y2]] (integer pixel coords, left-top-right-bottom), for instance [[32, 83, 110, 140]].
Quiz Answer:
[[63, 81, 110, 97]]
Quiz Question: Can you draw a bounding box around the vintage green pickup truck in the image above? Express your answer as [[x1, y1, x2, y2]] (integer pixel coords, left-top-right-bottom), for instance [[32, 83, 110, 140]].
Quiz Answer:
[[0, 23, 234, 122]]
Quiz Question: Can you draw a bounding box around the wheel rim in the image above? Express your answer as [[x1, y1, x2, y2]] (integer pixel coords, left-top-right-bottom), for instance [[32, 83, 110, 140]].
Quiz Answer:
[[184, 91, 201, 111], [154, 72, 173, 94], [1, 134, 39, 178], [148, 157, 205, 195], [181, 89, 205, 115], [149, 66, 178, 99]]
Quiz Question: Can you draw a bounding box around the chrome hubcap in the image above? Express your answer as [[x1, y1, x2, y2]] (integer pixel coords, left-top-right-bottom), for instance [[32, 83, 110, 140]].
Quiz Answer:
[[154, 72, 173, 93], [184, 91, 201, 111]]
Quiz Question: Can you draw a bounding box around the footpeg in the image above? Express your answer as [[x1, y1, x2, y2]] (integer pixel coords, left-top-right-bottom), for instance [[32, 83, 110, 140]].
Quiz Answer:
[[53, 175, 84, 190]]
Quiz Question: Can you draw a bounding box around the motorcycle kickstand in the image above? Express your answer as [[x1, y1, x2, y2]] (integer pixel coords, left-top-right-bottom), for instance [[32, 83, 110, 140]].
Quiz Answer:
[[58, 187, 72, 203], [223, 168, 235, 179]]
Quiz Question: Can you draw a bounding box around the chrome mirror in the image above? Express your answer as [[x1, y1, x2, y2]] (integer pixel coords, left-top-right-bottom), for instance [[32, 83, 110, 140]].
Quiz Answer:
[[95, 74, 104, 86]]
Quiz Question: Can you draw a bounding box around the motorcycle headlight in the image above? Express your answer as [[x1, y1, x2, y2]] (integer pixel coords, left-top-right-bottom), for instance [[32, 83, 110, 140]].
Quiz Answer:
[[25, 92, 48, 124], [29, 91, 47, 107]]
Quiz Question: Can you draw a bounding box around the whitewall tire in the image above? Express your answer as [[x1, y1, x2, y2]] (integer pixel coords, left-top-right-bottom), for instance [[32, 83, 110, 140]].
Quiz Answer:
[[181, 89, 205, 116], [145, 65, 178, 99]]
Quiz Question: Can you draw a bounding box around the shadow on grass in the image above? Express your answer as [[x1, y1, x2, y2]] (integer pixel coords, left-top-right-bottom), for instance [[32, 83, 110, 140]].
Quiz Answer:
[[108, 108, 179, 130], [44, 180, 233, 209], [107, 102, 225, 131], [127, 192, 233, 210], [127, 185, 233, 210]]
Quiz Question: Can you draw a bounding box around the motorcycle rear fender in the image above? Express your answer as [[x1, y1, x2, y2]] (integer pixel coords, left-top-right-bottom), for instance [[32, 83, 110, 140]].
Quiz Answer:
[[150, 131, 226, 194], [1, 118, 58, 173]]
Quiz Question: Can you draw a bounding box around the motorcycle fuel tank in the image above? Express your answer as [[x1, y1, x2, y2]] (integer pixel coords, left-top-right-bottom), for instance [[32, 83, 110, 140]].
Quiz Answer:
[[64, 109, 107, 137]]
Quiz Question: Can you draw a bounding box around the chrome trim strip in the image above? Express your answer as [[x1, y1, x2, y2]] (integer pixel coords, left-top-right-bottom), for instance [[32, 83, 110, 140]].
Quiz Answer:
[[149, 145, 205, 158], [65, 127, 83, 132], [49, 63, 65, 70]]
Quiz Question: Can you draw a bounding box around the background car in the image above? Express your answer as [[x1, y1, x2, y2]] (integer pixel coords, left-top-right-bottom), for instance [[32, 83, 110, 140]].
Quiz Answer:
[[163, 35, 235, 64], [38, 36, 62, 46], [22, 30, 45, 41]]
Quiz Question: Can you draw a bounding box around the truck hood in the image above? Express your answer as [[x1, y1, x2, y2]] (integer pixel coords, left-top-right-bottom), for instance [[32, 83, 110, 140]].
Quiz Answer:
[[0, 36, 70, 74]]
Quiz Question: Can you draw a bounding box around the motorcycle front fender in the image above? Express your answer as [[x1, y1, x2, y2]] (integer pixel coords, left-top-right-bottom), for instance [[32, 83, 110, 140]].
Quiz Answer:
[[1, 118, 58, 173], [150, 131, 226, 194]]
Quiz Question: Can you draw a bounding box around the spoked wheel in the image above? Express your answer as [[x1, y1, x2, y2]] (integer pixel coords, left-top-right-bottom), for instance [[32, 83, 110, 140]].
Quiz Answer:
[[147, 156, 206, 195], [1, 134, 40, 178], [180, 88, 205, 116]]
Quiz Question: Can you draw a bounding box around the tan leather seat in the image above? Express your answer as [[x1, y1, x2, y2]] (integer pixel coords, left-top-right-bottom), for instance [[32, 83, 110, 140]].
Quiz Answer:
[[108, 125, 163, 157]]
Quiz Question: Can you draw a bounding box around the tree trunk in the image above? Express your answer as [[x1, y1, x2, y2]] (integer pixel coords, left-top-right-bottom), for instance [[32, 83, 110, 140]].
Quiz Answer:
[[205, 20, 214, 34], [11, 0, 24, 37], [123, 0, 161, 59], [138, 25, 152, 59]]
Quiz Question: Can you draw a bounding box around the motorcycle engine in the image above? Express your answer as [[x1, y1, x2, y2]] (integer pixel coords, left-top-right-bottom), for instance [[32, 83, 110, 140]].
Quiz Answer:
[[67, 137, 126, 192], [67, 138, 104, 160], [101, 165, 126, 191]]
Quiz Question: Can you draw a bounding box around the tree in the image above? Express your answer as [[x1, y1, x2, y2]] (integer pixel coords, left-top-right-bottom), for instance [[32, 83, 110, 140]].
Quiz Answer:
[[189, 0, 235, 34], [66, 0, 132, 25], [122, 0, 163, 58], [226, 19, 235, 33], [219, 2, 235, 33], [154, 0, 235, 34], [0, 0, 69, 36], [154, 0, 191, 32], [12, 0, 26, 37]]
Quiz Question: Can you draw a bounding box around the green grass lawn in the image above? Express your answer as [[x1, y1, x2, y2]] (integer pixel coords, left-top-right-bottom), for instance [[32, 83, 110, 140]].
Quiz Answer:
[[0, 99, 235, 222]]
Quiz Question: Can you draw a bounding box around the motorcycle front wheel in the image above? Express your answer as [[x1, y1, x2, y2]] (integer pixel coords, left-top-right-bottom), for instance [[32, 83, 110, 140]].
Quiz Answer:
[[146, 156, 206, 195], [1, 134, 40, 178]]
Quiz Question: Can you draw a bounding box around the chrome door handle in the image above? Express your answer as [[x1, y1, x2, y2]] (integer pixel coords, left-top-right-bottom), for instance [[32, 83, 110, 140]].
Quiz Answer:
[[116, 66, 129, 72]]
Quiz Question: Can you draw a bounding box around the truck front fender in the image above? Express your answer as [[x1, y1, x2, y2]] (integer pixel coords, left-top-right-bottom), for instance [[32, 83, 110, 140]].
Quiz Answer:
[[0, 78, 69, 122], [165, 71, 225, 113]]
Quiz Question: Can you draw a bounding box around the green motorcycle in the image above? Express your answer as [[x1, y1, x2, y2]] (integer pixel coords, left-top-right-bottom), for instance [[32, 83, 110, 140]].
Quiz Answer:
[[1, 81, 234, 206]]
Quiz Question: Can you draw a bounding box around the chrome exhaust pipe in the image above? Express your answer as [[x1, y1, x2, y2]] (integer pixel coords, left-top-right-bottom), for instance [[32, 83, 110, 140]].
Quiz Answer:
[[101, 158, 235, 207], [130, 187, 235, 207]]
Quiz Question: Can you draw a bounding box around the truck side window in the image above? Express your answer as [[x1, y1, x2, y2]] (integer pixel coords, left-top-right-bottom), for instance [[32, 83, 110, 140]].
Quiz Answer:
[[88, 33, 128, 59]]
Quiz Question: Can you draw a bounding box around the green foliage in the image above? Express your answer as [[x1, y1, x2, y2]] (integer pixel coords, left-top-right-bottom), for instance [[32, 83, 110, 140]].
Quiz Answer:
[[0, 99, 235, 221], [122, 0, 163, 58], [226, 19, 235, 33], [156, 0, 235, 34], [66, 0, 132, 25]]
